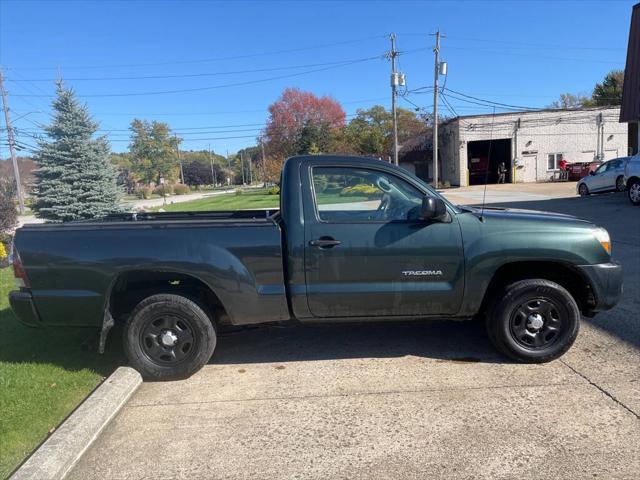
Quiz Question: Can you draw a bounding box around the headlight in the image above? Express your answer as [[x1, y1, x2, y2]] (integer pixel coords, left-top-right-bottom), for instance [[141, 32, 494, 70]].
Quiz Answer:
[[592, 227, 611, 255]]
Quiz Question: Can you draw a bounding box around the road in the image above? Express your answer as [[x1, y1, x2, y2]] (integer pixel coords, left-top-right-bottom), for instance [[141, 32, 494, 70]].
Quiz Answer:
[[67, 188, 639, 480]]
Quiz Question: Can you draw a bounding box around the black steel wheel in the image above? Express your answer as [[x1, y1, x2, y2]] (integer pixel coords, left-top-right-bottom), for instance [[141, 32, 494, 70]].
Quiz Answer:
[[509, 298, 563, 350], [124, 294, 216, 380], [139, 314, 198, 365], [486, 279, 580, 363]]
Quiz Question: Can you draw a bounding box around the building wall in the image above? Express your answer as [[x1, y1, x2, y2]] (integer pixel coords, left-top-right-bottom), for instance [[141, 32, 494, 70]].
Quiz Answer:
[[439, 107, 628, 186]]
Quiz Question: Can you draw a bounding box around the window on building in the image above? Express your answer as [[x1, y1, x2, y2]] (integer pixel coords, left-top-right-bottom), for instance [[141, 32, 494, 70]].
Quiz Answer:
[[547, 153, 563, 171]]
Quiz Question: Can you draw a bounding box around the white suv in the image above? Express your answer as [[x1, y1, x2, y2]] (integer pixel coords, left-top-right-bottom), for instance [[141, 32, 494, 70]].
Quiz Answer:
[[625, 153, 640, 206]]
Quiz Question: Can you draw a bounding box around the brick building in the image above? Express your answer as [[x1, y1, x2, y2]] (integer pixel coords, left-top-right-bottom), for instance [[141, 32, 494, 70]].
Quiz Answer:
[[438, 107, 627, 186]]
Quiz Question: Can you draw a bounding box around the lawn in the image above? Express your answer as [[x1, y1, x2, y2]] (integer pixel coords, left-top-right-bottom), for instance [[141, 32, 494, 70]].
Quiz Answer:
[[159, 189, 280, 212], [0, 268, 120, 478], [157, 189, 374, 212]]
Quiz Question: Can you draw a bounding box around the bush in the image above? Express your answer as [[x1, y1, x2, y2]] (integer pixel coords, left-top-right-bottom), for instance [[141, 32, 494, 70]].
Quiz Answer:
[[268, 186, 280, 195], [340, 184, 381, 198], [234, 189, 243, 196], [152, 184, 174, 196], [135, 186, 153, 199], [0, 232, 12, 265], [173, 184, 190, 195], [0, 177, 18, 234]]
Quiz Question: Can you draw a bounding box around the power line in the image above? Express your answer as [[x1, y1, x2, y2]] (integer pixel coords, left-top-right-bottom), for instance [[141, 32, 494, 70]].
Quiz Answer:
[[7, 56, 392, 82], [4, 35, 389, 70], [9, 55, 385, 98]]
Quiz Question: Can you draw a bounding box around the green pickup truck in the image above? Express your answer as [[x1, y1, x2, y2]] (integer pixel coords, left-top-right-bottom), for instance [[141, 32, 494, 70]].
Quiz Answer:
[[9, 155, 623, 379]]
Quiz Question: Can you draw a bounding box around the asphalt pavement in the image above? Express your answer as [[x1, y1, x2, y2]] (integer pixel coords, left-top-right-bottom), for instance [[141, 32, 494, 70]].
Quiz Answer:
[[67, 185, 639, 480]]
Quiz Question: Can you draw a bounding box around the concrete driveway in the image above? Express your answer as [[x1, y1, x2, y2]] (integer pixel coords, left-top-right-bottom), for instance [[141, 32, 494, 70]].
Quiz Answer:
[[68, 188, 639, 480]]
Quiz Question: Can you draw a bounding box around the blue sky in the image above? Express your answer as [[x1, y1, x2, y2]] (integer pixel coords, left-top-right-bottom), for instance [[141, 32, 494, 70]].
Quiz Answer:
[[0, 0, 635, 156]]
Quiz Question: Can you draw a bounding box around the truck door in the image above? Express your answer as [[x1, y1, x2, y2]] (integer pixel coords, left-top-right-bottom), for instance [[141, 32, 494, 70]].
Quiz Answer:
[[303, 165, 464, 318]]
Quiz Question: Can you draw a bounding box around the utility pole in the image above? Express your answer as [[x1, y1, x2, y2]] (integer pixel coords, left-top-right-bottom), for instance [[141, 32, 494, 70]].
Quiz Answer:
[[226, 149, 231, 185], [431, 30, 442, 188], [0, 69, 25, 214], [240, 150, 246, 185], [208, 144, 217, 187], [389, 33, 399, 165], [247, 154, 253, 185], [260, 138, 267, 187], [175, 136, 184, 184]]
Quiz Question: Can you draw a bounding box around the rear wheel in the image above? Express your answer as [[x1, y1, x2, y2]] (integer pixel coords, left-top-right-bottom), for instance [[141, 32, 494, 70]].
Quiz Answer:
[[629, 178, 640, 206], [486, 279, 580, 363], [615, 175, 625, 192], [578, 183, 589, 196], [123, 293, 217, 380]]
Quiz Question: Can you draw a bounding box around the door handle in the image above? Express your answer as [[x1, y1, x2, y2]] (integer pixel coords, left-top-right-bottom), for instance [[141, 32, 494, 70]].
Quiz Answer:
[[309, 237, 341, 248]]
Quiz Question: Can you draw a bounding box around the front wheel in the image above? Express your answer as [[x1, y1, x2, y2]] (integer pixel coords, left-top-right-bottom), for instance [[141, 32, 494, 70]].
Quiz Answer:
[[123, 293, 217, 380], [628, 178, 640, 206], [578, 183, 589, 196], [486, 279, 580, 363]]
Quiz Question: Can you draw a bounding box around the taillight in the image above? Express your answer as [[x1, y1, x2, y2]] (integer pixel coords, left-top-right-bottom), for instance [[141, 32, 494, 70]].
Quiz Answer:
[[12, 244, 30, 288]]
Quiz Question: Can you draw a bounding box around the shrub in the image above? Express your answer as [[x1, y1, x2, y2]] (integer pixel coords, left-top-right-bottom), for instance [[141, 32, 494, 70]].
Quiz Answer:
[[0, 177, 18, 234], [135, 186, 153, 199], [235, 189, 243, 196], [268, 186, 280, 195], [340, 184, 381, 198], [153, 184, 174, 196], [173, 184, 190, 195]]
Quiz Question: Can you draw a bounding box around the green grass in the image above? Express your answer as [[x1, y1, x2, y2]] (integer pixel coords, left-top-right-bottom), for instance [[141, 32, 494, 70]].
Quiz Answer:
[[159, 189, 280, 212], [157, 189, 374, 213], [0, 268, 120, 478]]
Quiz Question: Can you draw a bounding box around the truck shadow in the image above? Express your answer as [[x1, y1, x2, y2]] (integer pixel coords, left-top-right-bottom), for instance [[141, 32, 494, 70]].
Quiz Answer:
[[472, 191, 639, 350], [212, 319, 506, 365]]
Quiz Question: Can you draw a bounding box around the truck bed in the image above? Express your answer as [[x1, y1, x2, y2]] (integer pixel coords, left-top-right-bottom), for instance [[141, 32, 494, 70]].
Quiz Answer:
[[14, 210, 289, 328]]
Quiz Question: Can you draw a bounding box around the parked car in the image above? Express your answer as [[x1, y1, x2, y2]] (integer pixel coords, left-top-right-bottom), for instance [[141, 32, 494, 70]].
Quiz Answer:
[[8, 155, 623, 379], [567, 160, 601, 182], [576, 157, 628, 196], [624, 153, 640, 206]]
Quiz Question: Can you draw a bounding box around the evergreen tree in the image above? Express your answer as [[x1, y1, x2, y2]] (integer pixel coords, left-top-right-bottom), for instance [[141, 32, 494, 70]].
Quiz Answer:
[[32, 83, 121, 222]]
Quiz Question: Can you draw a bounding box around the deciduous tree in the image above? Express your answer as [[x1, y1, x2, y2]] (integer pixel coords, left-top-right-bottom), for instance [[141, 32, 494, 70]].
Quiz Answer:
[[265, 88, 346, 161], [129, 120, 180, 184]]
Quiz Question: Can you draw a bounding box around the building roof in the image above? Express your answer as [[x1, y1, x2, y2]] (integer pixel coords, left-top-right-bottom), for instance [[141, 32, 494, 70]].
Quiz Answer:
[[440, 106, 621, 127], [621, 3, 640, 122]]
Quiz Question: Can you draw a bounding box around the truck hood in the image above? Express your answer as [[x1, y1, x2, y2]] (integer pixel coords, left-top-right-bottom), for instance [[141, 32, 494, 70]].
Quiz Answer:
[[459, 205, 594, 227]]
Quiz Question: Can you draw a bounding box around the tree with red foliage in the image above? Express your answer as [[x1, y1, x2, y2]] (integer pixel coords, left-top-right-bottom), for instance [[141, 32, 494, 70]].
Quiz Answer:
[[264, 88, 346, 162]]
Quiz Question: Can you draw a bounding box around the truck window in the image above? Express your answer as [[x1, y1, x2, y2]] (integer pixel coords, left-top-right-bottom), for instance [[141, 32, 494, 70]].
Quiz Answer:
[[312, 167, 424, 222]]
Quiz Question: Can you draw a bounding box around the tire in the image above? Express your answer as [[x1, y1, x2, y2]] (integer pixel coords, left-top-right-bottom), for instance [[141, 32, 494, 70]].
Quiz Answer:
[[578, 183, 589, 196], [123, 293, 217, 380], [578, 183, 589, 197], [615, 175, 625, 192], [628, 178, 640, 206], [486, 279, 580, 363]]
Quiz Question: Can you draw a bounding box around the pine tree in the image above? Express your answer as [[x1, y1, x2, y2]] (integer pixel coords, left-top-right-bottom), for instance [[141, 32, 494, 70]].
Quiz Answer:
[[32, 83, 121, 222]]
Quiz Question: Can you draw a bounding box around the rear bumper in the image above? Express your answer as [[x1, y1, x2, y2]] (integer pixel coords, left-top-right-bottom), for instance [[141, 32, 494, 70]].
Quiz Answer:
[[9, 290, 42, 327], [577, 262, 623, 313]]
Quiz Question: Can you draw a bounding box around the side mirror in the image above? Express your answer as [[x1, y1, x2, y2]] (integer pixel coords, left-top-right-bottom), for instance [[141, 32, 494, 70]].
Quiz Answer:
[[421, 196, 447, 221]]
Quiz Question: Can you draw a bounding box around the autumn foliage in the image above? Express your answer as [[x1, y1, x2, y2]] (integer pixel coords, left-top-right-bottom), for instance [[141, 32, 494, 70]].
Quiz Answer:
[[264, 88, 346, 162]]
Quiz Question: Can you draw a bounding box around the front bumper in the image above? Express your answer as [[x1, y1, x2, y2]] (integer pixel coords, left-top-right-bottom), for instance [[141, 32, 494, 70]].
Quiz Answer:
[[577, 262, 623, 313], [9, 290, 42, 327]]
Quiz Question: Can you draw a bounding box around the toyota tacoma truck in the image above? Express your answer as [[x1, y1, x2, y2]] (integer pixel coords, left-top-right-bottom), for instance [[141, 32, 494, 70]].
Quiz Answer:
[[8, 155, 623, 379]]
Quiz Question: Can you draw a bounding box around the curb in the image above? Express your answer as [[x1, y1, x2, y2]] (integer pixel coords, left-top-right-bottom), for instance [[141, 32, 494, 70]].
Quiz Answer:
[[11, 367, 142, 480]]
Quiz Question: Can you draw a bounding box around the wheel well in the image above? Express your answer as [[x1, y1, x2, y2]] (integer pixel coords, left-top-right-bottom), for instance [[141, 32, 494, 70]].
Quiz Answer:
[[108, 271, 230, 326], [627, 176, 639, 188], [480, 261, 595, 315]]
